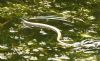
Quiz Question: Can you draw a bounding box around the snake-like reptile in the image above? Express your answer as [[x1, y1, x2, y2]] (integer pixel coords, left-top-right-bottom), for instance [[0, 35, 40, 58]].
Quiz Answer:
[[21, 16, 66, 44], [22, 20, 62, 43]]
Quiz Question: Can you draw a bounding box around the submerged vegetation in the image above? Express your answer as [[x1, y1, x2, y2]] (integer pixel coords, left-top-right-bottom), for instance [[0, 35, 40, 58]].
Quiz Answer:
[[0, 0, 100, 61]]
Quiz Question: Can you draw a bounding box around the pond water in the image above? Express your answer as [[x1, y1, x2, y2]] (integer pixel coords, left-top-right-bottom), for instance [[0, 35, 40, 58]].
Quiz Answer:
[[0, 16, 100, 61]]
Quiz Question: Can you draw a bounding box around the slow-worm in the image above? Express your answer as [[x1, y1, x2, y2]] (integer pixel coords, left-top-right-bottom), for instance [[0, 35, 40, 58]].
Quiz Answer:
[[22, 19, 62, 43]]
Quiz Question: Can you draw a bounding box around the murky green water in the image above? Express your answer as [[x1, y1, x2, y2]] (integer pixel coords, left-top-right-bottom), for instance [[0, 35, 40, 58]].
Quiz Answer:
[[0, 17, 100, 61], [0, 0, 100, 60]]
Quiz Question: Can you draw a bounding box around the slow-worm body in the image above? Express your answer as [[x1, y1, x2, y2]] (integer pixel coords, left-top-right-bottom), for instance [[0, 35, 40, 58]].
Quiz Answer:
[[22, 19, 62, 43]]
